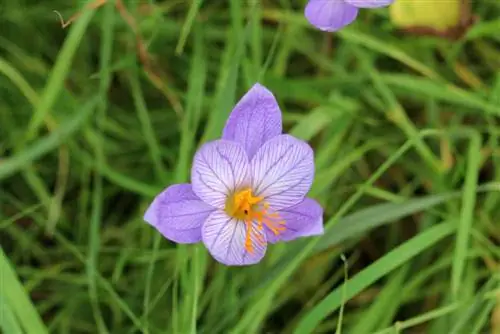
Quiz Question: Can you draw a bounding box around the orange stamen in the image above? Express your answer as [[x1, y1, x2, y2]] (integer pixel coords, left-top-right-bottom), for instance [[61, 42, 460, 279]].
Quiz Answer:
[[244, 222, 254, 253], [225, 188, 286, 253]]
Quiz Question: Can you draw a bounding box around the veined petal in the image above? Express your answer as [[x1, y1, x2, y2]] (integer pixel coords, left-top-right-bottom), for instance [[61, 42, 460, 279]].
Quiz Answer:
[[144, 184, 215, 244], [251, 134, 314, 210], [266, 198, 324, 243], [191, 140, 250, 208], [305, 0, 359, 32], [202, 210, 266, 266], [222, 83, 282, 159], [345, 0, 393, 8]]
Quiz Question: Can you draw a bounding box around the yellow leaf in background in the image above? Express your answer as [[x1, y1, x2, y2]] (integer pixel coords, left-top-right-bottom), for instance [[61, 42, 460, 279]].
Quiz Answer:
[[390, 0, 462, 32]]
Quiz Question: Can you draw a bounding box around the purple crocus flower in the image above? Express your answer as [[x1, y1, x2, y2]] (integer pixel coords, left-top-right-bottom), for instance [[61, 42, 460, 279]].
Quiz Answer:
[[305, 0, 394, 32], [144, 83, 324, 266]]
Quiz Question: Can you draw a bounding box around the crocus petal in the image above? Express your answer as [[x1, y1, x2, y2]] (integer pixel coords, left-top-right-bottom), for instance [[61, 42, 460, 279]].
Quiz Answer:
[[222, 83, 282, 159], [191, 140, 250, 209], [251, 134, 314, 210], [202, 210, 267, 266], [144, 184, 215, 243], [345, 0, 393, 8], [305, 0, 359, 32], [266, 198, 324, 243]]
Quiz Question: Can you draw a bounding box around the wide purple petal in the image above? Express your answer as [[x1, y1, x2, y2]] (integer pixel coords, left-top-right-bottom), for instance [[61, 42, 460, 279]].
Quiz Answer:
[[266, 198, 324, 243], [222, 83, 282, 159], [191, 140, 250, 209], [202, 210, 267, 266], [345, 0, 393, 8], [305, 0, 358, 31], [144, 184, 215, 244], [251, 134, 314, 210], [305, 0, 359, 32]]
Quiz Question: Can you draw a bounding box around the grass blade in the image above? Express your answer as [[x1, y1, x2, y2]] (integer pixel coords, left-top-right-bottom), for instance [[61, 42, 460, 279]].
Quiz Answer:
[[451, 133, 481, 298], [294, 223, 455, 333], [0, 97, 98, 180], [0, 248, 48, 334], [25, 7, 95, 141]]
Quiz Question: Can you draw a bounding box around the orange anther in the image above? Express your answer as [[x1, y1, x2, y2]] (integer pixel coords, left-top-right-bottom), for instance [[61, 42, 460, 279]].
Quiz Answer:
[[226, 188, 287, 253]]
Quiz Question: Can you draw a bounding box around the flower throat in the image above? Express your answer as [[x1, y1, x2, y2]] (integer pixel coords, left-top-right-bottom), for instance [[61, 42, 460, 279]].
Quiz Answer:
[[225, 188, 285, 253]]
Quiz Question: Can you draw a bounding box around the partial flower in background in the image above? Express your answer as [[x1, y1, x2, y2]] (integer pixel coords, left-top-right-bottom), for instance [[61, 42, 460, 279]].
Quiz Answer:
[[144, 84, 324, 266], [305, 0, 394, 32], [390, 0, 475, 39]]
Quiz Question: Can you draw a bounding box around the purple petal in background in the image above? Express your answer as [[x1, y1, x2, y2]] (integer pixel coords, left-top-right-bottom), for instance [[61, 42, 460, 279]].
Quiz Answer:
[[202, 210, 267, 266], [191, 140, 250, 209], [305, 0, 359, 32], [266, 198, 324, 243], [222, 83, 282, 159], [144, 184, 215, 243], [251, 134, 314, 210], [345, 0, 393, 8]]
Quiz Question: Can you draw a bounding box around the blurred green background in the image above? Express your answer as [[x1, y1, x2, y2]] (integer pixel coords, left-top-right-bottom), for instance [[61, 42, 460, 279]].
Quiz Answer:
[[1, 0, 500, 333]]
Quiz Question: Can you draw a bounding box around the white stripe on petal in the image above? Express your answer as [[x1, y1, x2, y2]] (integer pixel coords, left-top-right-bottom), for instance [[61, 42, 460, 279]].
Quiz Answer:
[[251, 134, 314, 210], [191, 140, 250, 209], [202, 210, 266, 266]]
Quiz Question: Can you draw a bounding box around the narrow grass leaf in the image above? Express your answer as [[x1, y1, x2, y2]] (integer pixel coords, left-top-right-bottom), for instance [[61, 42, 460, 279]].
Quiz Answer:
[[175, 23, 206, 181], [201, 0, 247, 141], [469, 299, 496, 334], [25, 9, 95, 141], [449, 276, 499, 334], [382, 74, 500, 115], [262, 10, 439, 79], [349, 266, 409, 334], [374, 303, 461, 334], [129, 70, 169, 183], [0, 248, 48, 334], [465, 19, 500, 40], [294, 223, 455, 333], [175, 0, 203, 54], [0, 57, 40, 107], [0, 97, 97, 180], [452, 133, 481, 298], [314, 192, 459, 253], [289, 107, 335, 141], [0, 297, 23, 334], [85, 3, 115, 332], [337, 29, 440, 80]]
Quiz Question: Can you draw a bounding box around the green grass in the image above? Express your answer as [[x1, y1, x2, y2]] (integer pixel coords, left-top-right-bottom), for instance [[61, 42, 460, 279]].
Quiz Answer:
[[1, 0, 500, 333]]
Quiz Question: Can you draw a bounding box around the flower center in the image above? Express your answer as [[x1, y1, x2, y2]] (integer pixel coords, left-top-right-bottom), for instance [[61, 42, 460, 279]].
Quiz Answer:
[[225, 188, 285, 253]]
